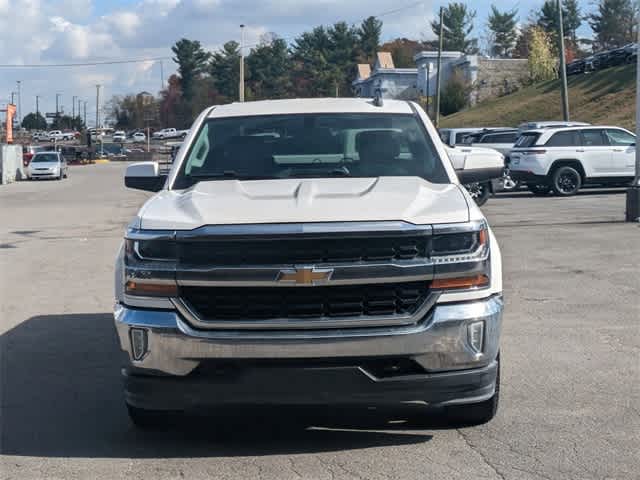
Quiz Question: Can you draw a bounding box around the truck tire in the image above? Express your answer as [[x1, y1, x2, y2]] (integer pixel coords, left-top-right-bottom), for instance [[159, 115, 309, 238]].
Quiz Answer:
[[528, 184, 551, 196], [551, 165, 582, 196], [465, 182, 491, 207], [443, 355, 500, 427]]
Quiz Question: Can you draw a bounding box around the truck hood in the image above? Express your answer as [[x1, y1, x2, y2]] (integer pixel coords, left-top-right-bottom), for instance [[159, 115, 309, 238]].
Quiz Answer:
[[137, 177, 470, 230]]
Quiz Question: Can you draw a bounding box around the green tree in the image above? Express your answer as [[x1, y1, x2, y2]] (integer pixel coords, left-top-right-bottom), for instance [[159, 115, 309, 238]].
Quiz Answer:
[[431, 2, 478, 53], [247, 35, 292, 100], [488, 6, 518, 57], [51, 114, 84, 131], [537, 0, 582, 44], [21, 112, 47, 130], [440, 73, 470, 115], [358, 16, 383, 64], [171, 38, 210, 101], [589, 0, 638, 50], [327, 22, 360, 96], [528, 26, 557, 82], [210, 41, 241, 101]]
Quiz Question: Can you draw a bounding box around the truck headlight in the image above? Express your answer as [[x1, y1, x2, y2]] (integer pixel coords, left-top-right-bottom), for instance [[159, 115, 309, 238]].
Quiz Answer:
[[125, 239, 176, 261]]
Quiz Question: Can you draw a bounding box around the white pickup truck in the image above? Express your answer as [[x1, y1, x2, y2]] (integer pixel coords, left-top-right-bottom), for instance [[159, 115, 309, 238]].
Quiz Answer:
[[48, 130, 75, 142], [152, 128, 189, 140], [115, 98, 504, 428]]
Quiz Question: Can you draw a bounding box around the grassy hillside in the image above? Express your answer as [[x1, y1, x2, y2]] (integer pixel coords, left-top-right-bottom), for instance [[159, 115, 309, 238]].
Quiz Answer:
[[440, 64, 637, 131]]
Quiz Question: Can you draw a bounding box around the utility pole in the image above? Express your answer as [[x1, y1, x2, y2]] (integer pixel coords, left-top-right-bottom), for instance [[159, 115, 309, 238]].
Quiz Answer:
[[56, 93, 61, 117], [557, 0, 570, 121], [434, 6, 444, 127], [95, 85, 101, 129], [83, 101, 87, 127], [16, 80, 22, 126], [625, 20, 640, 222], [239, 24, 245, 102], [36, 95, 39, 117], [72, 95, 77, 118], [78, 98, 82, 121], [160, 60, 165, 90], [426, 63, 432, 117]]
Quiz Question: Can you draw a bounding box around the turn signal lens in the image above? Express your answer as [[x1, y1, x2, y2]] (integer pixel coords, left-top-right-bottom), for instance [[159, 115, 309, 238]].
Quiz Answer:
[[468, 321, 485, 353], [431, 275, 490, 290], [125, 281, 178, 297]]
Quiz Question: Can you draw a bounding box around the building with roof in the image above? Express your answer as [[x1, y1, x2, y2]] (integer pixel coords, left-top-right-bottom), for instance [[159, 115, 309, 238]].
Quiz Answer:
[[353, 51, 528, 107]]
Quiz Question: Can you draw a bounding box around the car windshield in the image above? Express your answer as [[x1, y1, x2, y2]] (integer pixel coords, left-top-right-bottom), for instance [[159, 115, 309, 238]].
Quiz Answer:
[[173, 113, 449, 188], [31, 153, 59, 163]]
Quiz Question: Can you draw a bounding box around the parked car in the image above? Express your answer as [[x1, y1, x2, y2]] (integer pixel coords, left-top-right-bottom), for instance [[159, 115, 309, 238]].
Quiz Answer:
[[32, 131, 50, 142], [439, 127, 510, 147], [48, 130, 75, 142], [27, 151, 68, 180], [116, 98, 504, 429], [113, 130, 126, 142], [132, 132, 146, 143], [566, 58, 586, 76], [463, 129, 519, 156], [152, 127, 189, 140], [22, 145, 49, 166], [510, 126, 636, 196], [517, 121, 590, 134]]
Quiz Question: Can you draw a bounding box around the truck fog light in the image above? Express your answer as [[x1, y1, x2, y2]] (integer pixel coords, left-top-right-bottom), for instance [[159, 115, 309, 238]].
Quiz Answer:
[[468, 321, 485, 353], [130, 328, 148, 360]]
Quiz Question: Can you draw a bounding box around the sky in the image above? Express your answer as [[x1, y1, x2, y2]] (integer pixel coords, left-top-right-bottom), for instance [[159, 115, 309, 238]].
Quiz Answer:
[[0, 0, 597, 126]]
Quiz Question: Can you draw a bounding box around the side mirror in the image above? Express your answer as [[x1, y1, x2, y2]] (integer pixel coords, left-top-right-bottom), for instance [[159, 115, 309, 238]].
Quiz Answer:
[[456, 148, 505, 184], [124, 162, 166, 192]]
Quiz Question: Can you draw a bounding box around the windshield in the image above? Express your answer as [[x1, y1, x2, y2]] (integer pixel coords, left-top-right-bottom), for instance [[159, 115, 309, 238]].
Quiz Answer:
[[174, 113, 449, 188], [31, 153, 59, 163]]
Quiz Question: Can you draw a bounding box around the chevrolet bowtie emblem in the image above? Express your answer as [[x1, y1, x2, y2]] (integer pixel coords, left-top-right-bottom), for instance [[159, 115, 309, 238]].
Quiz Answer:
[[277, 267, 334, 285]]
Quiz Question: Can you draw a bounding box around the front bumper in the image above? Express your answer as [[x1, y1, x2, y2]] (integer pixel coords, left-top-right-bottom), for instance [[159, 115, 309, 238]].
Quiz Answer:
[[114, 296, 503, 409], [29, 170, 58, 178], [510, 170, 547, 184]]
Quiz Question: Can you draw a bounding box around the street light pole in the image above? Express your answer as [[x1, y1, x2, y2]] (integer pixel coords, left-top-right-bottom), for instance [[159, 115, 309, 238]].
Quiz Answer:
[[56, 93, 61, 117], [239, 24, 245, 103], [36, 95, 40, 117], [557, 0, 570, 121], [434, 6, 444, 128], [16, 80, 21, 126], [625, 21, 640, 222], [72, 95, 77, 118]]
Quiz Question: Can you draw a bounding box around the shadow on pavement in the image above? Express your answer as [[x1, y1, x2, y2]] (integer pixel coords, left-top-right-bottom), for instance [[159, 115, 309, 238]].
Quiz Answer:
[[494, 187, 628, 200], [1, 314, 435, 459]]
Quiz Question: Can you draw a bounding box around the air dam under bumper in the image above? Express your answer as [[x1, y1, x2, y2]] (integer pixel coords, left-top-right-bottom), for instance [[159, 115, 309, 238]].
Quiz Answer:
[[114, 296, 503, 410]]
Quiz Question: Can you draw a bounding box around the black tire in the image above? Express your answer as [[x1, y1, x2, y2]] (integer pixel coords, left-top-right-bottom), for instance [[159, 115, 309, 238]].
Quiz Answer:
[[465, 182, 491, 207], [551, 166, 582, 196], [528, 184, 551, 196], [443, 356, 500, 427]]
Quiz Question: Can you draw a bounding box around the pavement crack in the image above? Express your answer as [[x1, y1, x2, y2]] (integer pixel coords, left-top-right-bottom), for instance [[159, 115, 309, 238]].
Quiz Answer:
[[457, 429, 506, 480]]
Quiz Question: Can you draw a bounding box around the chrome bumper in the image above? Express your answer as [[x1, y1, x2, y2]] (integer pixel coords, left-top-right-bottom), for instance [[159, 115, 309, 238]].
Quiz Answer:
[[114, 295, 503, 377]]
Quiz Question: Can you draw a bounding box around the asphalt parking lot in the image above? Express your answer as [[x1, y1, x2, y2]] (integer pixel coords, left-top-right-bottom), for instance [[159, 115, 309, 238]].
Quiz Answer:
[[1, 163, 638, 480]]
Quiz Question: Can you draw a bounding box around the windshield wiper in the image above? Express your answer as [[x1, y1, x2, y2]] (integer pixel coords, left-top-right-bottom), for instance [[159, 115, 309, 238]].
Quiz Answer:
[[189, 171, 274, 180], [288, 166, 352, 178]]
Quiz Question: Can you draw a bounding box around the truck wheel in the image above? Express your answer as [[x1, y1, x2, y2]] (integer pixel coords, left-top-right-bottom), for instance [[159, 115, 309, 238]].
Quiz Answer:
[[551, 166, 582, 196], [465, 182, 491, 206], [443, 356, 500, 427], [528, 184, 551, 196], [127, 404, 177, 429]]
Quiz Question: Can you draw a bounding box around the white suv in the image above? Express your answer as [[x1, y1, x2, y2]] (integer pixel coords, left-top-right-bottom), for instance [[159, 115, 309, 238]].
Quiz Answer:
[[510, 126, 636, 196]]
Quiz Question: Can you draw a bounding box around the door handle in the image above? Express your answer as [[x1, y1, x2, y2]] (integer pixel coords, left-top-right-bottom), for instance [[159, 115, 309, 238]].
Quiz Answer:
[[576, 149, 585, 152], [613, 149, 624, 152]]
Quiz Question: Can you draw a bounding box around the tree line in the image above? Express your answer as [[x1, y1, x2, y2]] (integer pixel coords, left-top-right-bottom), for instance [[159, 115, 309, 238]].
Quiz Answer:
[[107, 0, 639, 129]]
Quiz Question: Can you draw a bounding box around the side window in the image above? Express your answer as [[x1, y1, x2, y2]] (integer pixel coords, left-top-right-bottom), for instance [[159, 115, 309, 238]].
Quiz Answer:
[[605, 129, 635, 146], [581, 129, 608, 147], [545, 131, 580, 147]]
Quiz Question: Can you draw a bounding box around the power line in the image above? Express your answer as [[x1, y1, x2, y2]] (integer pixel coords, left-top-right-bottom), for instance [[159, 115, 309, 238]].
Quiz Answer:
[[0, 57, 170, 68]]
